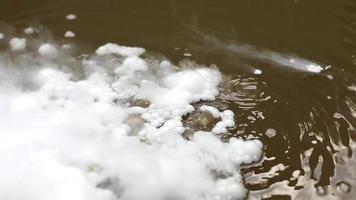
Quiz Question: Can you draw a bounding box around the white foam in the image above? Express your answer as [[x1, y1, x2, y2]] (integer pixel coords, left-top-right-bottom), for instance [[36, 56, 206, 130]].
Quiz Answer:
[[254, 69, 262, 75], [38, 43, 58, 58], [0, 33, 4, 40], [0, 39, 263, 200], [64, 31, 76, 38], [212, 110, 235, 134], [9, 37, 26, 51], [96, 43, 145, 57], [24, 27, 35, 34], [265, 128, 276, 138], [62, 44, 72, 49], [200, 105, 220, 118], [306, 64, 323, 73], [66, 14, 77, 20]]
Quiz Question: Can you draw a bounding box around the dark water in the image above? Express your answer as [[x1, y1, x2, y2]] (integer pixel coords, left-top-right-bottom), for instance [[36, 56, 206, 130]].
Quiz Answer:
[[1, 0, 356, 199]]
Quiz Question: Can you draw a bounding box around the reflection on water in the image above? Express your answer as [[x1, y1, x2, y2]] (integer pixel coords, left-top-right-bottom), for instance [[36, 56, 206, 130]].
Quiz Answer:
[[218, 72, 356, 199], [1, 0, 356, 199]]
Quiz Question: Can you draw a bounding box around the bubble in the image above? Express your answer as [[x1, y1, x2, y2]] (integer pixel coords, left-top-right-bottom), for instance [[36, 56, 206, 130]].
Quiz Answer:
[[38, 43, 58, 58], [292, 170, 301, 178], [265, 128, 276, 138], [254, 69, 262, 75], [66, 14, 77, 20], [24, 27, 35, 35], [316, 186, 328, 196], [9, 37, 26, 51], [336, 181, 351, 193], [64, 31, 75, 38], [326, 74, 334, 80]]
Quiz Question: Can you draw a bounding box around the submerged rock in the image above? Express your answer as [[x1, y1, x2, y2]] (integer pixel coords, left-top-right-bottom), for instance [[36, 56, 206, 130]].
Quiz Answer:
[[132, 99, 150, 108], [182, 128, 195, 140], [184, 111, 220, 131]]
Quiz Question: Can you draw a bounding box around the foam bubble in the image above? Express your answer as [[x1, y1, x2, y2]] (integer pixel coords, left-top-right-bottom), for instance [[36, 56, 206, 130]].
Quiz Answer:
[[265, 128, 277, 138], [254, 69, 262, 75], [96, 43, 145, 57], [9, 37, 26, 51], [64, 31, 76, 38], [336, 181, 351, 193], [24, 27, 35, 35], [306, 64, 323, 73], [200, 105, 220, 118], [38, 43, 58, 58], [212, 110, 235, 135], [66, 14, 77, 20]]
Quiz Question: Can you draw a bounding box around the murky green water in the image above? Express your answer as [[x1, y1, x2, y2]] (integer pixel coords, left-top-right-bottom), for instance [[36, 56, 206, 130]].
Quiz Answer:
[[1, 0, 356, 199]]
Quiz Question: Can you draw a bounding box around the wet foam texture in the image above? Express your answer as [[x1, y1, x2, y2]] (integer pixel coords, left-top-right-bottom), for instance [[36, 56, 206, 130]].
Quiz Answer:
[[0, 36, 263, 200]]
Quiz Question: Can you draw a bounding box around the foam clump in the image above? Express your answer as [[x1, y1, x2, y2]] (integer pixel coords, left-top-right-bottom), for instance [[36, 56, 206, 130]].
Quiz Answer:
[[254, 69, 262, 75], [24, 27, 35, 34], [306, 64, 323, 73], [38, 43, 58, 58], [96, 43, 145, 57], [212, 110, 235, 135], [9, 37, 26, 51], [64, 30, 76, 38], [0, 32, 4, 40], [198, 105, 235, 135], [200, 105, 220, 118], [0, 41, 263, 200], [66, 14, 77, 20]]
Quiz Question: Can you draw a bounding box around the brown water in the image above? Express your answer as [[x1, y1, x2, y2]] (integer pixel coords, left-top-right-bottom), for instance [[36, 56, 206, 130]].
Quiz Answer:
[[1, 0, 356, 199]]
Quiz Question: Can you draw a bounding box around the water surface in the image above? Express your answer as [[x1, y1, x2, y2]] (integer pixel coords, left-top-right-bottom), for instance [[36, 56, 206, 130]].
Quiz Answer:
[[1, 0, 356, 199]]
